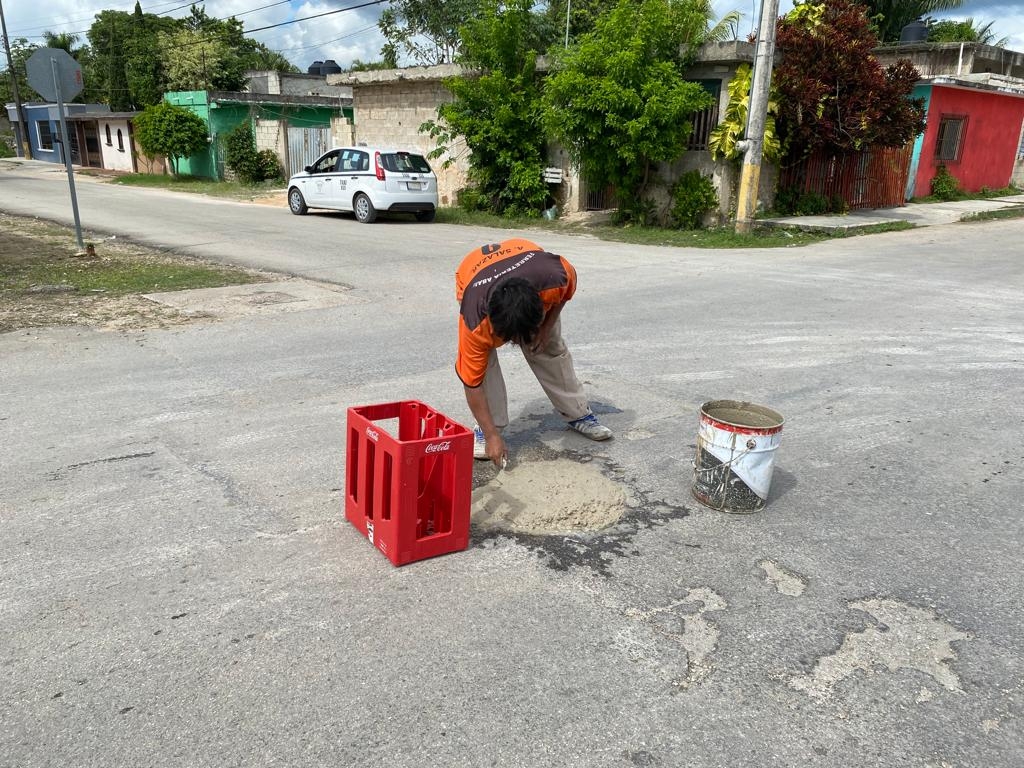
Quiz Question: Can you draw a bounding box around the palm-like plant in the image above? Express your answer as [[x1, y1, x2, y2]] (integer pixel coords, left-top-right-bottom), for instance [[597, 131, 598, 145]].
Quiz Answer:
[[929, 17, 1009, 47], [862, 0, 965, 42], [42, 32, 86, 58]]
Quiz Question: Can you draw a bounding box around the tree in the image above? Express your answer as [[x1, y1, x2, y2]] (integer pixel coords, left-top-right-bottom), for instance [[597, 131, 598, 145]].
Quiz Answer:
[[860, 0, 964, 43], [159, 28, 236, 91], [42, 32, 85, 56], [929, 18, 1008, 47], [542, 0, 716, 222], [422, 0, 551, 216], [0, 38, 36, 108], [772, 0, 925, 159], [133, 101, 209, 175], [87, 8, 176, 109], [379, 0, 484, 65]]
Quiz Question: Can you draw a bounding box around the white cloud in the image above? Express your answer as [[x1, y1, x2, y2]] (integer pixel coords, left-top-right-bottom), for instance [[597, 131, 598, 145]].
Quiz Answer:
[[6, 0, 1024, 71], [2, 0, 388, 70]]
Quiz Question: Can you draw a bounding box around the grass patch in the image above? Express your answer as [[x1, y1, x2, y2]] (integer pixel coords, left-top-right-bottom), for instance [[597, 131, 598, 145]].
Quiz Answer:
[[0, 213, 267, 333], [960, 206, 1024, 223], [436, 207, 916, 247], [110, 173, 283, 201]]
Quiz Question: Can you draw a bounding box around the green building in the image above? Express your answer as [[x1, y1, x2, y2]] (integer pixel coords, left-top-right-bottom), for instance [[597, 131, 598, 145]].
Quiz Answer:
[[165, 90, 354, 179]]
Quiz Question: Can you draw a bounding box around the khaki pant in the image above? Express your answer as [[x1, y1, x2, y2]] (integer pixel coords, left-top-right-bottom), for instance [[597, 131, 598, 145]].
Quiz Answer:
[[481, 318, 590, 429]]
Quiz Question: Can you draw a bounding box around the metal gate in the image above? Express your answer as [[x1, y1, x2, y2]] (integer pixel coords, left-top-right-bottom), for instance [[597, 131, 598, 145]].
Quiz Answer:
[[287, 126, 331, 177], [779, 145, 913, 210]]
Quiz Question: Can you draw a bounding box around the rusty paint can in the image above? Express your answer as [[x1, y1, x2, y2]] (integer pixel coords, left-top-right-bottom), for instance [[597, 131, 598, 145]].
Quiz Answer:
[[692, 400, 784, 513]]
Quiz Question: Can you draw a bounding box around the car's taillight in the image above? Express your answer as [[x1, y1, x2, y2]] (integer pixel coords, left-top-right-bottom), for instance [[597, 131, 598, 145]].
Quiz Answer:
[[374, 152, 385, 181]]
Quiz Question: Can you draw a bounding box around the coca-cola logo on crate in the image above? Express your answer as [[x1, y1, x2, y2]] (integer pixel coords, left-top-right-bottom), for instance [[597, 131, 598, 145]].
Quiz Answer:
[[425, 441, 451, 454]]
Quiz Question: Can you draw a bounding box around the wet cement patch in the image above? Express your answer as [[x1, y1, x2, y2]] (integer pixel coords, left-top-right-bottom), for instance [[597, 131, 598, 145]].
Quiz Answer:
[[471, 410, 689, 576], [472, 457, 626, 534]]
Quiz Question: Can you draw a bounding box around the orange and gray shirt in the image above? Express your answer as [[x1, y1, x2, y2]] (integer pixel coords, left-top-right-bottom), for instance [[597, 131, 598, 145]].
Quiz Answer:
[[455, 238, 577, 387]]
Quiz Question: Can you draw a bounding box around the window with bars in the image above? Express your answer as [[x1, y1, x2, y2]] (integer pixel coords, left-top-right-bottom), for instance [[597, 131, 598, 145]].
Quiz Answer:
[[934, 115, 967, 163], [687, 79, 722, 151], [1017, 118, 1024, 159], [37, 121, 54, 151]]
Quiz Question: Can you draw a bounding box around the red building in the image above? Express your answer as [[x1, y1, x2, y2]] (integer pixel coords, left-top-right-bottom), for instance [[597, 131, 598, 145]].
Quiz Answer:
[[912, 77, 1024, 197]]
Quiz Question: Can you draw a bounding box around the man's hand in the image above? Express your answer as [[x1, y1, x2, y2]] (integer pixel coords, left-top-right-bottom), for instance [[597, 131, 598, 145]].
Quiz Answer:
[[485, 432, 507, 468]]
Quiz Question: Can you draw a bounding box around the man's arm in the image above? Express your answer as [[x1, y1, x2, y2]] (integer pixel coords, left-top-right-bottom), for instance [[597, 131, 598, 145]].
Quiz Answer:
[[464, 384, 506, 467], [530, 301, 566, 353]]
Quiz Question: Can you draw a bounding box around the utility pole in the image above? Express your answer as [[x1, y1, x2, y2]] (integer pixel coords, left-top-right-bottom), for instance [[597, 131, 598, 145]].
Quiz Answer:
[[734, 0, 780, 234], [0, 0, 32, 159]]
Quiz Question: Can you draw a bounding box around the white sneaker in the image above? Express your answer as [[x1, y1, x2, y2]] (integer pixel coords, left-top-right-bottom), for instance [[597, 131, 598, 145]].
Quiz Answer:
[[568, 413, 613, 441], [473, 425, 488, 460]]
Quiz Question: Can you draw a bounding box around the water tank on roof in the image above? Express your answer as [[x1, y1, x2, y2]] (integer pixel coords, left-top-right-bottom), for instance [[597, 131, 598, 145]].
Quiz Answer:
[[321, 59, 341, 75], [308, 60, 324, 74], [899, 19, 929, 44]]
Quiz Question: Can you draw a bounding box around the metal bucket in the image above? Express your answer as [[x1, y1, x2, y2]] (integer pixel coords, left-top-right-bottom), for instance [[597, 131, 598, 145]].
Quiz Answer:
[[692, 400, 784, 513]]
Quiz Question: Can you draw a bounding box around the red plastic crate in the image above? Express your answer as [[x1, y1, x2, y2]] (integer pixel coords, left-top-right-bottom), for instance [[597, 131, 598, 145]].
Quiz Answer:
[[345, 400, 473, 566]]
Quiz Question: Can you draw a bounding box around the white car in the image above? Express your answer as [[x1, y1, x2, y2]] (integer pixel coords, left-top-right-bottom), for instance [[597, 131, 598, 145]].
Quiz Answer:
[[287, 146, 439, 223]]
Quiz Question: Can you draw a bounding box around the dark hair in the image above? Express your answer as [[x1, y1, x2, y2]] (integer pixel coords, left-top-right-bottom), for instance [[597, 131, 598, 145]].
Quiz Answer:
[[488, 277, 543, 346]]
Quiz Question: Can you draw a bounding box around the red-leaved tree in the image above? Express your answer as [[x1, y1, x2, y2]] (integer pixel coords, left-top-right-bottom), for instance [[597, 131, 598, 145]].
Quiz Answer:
[[772, 0, 926, 160]]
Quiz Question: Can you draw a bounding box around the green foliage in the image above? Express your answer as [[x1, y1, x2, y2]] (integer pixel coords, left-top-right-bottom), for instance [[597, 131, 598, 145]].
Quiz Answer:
[[928, 18, 1008, 46], [930, 164, 962, 200], [159, 28, 236, 92], [860, 0, 964, 42], [224, 123, 261, 183], [708, 63, 780, 162], [774, 0, 926, 160], [0, 38, 37, 108], [223, 123, 281, 184], [774, 187, 849, 215], [379, 0, 484, 65], [422, 0, 550, 217], [670, 171, 718, 229], [542, 0, 716, 223], [256, 150, 282, 181], [133, 102, 209, 176], [0, 133, 15, 159]]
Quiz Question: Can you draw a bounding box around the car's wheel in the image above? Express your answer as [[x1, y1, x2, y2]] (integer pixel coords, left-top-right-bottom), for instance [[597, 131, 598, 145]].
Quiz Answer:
[[353, 193, 377, 223], [414, 209, 436, 223], [288, 187, 308, 215]]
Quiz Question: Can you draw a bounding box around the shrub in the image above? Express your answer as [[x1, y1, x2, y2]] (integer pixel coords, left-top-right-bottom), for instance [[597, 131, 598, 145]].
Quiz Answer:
[[931, 164, 962, 200], [456, 186, 489, 212], [256, 149, 281, 181], [224, 123, 261, 184], [670, 171, 718, 229], [775, 187, 837, 215]]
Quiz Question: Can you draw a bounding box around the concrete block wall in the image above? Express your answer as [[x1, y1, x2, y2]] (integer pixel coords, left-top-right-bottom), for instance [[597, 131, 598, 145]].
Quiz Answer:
[[331, 117, 354, 148], [254, 119, 286, 178], [351, 81, 470, 207]]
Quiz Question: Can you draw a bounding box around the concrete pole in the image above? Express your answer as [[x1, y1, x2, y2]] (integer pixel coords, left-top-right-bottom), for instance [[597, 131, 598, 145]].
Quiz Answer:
[[734, 0, 780, 234], [0, 0, 32, 159]]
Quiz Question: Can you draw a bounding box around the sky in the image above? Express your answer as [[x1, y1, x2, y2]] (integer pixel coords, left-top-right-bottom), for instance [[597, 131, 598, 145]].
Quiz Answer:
[[3, 0, 1023, 73]]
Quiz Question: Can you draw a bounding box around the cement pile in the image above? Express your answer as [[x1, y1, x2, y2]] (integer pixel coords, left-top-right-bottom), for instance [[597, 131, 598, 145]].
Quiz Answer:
[[472, 457, 626, 535]]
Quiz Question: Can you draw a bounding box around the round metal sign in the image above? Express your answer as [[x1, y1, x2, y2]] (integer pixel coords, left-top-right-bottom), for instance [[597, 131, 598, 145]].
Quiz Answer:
[[26, 47, 84, 102]]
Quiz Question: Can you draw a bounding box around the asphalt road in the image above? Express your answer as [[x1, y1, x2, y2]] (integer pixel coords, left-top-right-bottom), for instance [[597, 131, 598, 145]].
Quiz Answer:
[[2, 161, 1022, 767]]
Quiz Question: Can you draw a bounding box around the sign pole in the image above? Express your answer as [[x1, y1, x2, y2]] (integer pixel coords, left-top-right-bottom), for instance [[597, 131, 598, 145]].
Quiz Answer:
[[52, 56, 85, 251]]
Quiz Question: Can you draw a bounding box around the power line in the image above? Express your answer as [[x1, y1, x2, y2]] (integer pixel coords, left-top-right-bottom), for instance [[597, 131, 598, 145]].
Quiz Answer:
[[9, 0, 197, 37], [246, 0, 386, 35]]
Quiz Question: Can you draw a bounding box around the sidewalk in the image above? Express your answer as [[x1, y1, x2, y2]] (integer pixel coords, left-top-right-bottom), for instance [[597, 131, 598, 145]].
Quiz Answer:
[[761, 194, 1024, 231]]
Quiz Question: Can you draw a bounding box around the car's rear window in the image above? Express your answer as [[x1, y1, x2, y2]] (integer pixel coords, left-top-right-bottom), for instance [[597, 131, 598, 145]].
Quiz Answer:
[[381, 152, 432, 174]]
